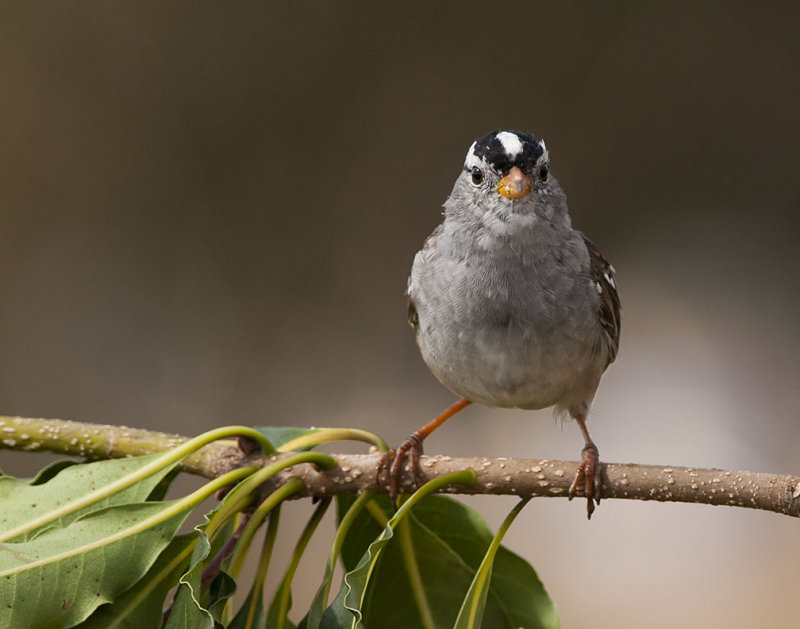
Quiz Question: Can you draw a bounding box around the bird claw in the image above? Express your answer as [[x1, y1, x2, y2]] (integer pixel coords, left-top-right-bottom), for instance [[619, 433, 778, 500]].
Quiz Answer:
[[377, 433, 424, 507], [568, 442, 602, 519]]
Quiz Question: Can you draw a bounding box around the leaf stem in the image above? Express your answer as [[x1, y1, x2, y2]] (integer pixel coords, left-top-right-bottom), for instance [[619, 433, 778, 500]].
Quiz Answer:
[[241, 507, 282, 629], [278, 428, 389, 454], [455, 497, 531, 629], [398, 516, 435, 629], [305, 491, 376, 629], [228, 478, 305, 579], [271, 498, 332, 629], [395, 469, 477, 519], [205, 451, 335, 539]]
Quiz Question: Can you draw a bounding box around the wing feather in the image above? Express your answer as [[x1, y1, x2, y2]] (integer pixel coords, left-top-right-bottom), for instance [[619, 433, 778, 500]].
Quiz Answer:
[[582, 235, 621, 365]]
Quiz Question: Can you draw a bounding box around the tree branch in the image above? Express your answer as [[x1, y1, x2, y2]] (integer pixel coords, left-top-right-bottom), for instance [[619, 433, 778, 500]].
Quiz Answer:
[[0, 415, 240, 478], [2, 416, 799, 518]]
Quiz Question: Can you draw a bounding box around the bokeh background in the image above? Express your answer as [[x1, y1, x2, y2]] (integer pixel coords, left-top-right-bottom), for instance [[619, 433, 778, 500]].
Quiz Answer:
[[2, 3, 799, 627]]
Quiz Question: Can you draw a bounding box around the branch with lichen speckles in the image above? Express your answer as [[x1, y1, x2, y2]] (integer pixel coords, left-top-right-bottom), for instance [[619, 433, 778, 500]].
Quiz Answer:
[[0, 416, 241, 478], [2, 416, 799, 518]]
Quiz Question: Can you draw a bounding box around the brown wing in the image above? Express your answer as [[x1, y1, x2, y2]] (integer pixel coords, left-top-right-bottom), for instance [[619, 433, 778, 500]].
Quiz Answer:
[[582, 235, 621, 365], [407, 293, 419, 330]]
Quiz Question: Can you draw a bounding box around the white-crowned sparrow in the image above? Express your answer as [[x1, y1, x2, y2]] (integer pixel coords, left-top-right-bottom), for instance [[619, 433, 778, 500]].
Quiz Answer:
[[389, 130, 621, 518]]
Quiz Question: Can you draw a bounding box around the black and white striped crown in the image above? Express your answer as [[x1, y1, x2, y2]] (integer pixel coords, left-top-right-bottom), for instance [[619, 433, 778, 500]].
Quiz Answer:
[[467, 130, 548, 174]]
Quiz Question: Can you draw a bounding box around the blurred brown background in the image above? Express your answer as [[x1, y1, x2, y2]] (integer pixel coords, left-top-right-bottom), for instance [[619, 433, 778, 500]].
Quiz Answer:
[[1, 3, 799, 627]]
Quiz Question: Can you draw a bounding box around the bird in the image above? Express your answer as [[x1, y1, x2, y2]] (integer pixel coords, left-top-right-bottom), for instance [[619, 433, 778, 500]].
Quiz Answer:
[[388, 129, 621, 518]]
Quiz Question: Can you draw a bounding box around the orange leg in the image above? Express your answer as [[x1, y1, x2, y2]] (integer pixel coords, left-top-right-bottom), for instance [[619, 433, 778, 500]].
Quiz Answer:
[[384, 398, 472, 502], [568, 412, 602, 519]]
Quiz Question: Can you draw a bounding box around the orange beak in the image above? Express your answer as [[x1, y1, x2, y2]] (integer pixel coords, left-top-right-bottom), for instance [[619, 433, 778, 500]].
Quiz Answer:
[[497, 166, 532, 199]]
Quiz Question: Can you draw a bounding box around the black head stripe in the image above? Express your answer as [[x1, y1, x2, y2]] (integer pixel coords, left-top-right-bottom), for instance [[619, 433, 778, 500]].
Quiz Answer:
[[471, 130, 544, 175]]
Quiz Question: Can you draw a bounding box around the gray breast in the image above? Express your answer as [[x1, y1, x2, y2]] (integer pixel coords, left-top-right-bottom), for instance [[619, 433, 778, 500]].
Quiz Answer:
[[409, 226, 605, 409]]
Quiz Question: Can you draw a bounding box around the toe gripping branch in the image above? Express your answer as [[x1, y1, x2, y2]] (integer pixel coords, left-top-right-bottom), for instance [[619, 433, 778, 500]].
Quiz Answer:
[[568, 412, 603, 519], [569, 441, 602, 519], [382, 431, 425, 506], [381, 398, 473, 506]]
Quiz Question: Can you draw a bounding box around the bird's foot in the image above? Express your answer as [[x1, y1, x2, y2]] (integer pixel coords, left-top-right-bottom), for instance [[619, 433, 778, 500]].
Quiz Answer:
[[378, 432, 425, 507], [568, 442, 602, 519]]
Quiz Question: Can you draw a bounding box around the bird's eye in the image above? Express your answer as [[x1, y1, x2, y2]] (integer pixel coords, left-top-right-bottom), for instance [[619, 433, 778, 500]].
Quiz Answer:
[[470, 166, 484, 185], [538, 164, 549, 181]]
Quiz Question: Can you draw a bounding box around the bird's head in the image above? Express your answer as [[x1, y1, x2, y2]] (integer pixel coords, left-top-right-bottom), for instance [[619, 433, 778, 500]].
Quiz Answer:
[[463, 129, 550, 199], [449, 130, 563, 227]]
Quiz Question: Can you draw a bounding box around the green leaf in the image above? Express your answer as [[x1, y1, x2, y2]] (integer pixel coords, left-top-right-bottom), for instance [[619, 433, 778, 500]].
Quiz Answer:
[[326, 493, 558, 629], [146, 467, 181, 502], [332, 470, 476, 628], [0, 499, 194, 629], [163, 573, 214, 629], [163, 575, 214, 629], [1, 424, 276, 545], [208, 569, 239, 624], [317, 587, 354, 629], [164, 509, 237, 629], [76, 533, 196, 629], [335, 495, 383, 572], [28, 459, 80, 485], [229, 583, 267, 629], [0, 458, 253, 629], [0, 453, 180, 541]]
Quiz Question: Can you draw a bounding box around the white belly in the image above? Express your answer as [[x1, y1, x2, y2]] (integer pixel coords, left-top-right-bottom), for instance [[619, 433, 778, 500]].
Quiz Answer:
[[417, 317, 602, 411]]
